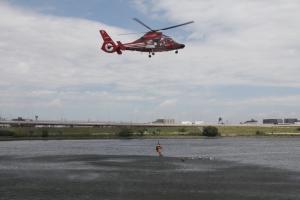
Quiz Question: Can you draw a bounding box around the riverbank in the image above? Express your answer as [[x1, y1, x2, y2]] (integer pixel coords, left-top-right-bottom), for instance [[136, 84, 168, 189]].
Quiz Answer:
[[1, 125, 300, 140]]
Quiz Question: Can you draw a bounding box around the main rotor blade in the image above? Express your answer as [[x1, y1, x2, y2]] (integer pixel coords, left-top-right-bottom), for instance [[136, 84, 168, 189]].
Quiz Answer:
[[156, 21, 194, 31], [118, 32, 146, 36], [133, 18, 154, 31]]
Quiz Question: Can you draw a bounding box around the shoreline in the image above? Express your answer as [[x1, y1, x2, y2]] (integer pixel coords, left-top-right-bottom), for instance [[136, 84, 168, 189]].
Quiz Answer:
[[1, 125, 300, 141], [1, 134, 300, 141]]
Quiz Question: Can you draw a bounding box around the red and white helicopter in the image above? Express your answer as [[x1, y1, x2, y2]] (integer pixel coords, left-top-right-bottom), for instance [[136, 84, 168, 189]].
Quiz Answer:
[[100, 18, 194, 58]]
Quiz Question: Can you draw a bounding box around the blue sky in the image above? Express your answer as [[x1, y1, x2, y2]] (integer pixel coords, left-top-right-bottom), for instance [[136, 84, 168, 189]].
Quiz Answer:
[[1, 0, 300, 123], [8, 0, 140, 27], [7, 0, 172, 31]]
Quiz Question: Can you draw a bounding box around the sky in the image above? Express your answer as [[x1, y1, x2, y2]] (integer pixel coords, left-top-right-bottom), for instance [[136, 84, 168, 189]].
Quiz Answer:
[[0, 0, 300, 123]]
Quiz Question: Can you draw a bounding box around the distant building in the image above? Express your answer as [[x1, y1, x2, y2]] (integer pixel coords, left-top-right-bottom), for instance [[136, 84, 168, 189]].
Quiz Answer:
[[153, 119, 175, 124], [0, 124, 10, 128], [11, 117, 34, 127], [194, 121, 204, 125], [284, 118, 298, 124], [242, 119, 258, 124], [181, 121, 192, 125], [12, 117, 33, 122], [263, 119, 283, 124]]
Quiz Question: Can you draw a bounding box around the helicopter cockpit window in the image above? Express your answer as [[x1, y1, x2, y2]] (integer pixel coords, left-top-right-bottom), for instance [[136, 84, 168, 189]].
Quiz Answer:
[[166, 38, 173, 43]]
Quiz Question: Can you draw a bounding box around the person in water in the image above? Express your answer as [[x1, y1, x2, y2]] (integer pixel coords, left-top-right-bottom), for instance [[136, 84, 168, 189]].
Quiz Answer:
[[156, 142, 163, 157]]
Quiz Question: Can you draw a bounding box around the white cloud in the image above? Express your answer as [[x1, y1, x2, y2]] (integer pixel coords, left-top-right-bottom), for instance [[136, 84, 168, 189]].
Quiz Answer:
[[48, 98, 63, 108], [133, 0, 300, 87], [159, 99, 177, 108], [223, 95, 300, 107]]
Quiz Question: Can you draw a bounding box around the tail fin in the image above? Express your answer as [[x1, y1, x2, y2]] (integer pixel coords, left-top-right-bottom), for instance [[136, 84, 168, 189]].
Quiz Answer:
[[100, 30, 115, 43], [99, 30, 122, 54]]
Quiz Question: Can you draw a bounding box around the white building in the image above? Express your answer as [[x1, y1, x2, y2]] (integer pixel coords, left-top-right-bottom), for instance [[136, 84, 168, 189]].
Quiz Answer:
[[181, 121, 193, 125], [194, 121, 204, 125]]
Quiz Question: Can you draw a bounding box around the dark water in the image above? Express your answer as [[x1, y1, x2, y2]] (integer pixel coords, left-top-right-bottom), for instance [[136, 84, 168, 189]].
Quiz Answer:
[[1, 137, 300, 200], [0, 137, 299, 171]]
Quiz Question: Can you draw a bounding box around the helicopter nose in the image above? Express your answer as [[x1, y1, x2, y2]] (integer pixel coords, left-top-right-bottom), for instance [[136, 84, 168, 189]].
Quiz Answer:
[[180, 44, 185, 49]]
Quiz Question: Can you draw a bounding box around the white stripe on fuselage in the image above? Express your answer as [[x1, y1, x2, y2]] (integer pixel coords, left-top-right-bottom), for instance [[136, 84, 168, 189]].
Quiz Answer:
[[124, 43, 145, 47]]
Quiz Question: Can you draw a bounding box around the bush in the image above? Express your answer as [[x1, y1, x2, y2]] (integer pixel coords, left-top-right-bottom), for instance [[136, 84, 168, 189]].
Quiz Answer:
[[138, 128, 148, 136], [202, 126, 219, 137], [188, 127, 202, 136], [150, 129, 160, 136], [117, 127, 133, 137], [188, 131, 201, 136], [256, 130, 265, 136], [26, 130, 34, 137], [178, 127, 186, 132], [0, 129, 15, 136], [42, 129, 49, 137]]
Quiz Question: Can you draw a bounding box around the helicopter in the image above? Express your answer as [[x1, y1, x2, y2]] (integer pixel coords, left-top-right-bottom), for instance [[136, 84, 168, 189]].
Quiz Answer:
[[99, 18, 194, 58]]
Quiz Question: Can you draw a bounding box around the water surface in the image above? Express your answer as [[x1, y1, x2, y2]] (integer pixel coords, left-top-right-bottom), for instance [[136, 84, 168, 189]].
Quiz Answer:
[[1, 137, 299, 171]]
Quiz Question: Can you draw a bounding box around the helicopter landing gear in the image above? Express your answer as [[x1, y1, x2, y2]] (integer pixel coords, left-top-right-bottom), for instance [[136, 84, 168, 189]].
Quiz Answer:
[[148, 51, 155, 58], [175, 50, 178, 54]]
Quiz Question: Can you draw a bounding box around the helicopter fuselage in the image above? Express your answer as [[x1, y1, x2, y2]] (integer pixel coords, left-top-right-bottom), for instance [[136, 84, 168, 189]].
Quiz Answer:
[[121, 32, 185, 53]]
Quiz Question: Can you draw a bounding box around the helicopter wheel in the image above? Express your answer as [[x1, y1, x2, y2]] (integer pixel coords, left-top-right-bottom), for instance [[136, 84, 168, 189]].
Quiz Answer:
[[148, 54, 152, 58], [175, 50, 178, 54], [152, 52, 155, 56]]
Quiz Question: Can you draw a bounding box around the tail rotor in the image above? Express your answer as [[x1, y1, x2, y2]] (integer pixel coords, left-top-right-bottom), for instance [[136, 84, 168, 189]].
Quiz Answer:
[[99, 30, 122, 54]]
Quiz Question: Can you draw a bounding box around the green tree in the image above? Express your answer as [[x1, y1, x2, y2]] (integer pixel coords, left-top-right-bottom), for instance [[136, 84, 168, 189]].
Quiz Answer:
[[202, 126, 219, 137], [117, 127, 133, 137]]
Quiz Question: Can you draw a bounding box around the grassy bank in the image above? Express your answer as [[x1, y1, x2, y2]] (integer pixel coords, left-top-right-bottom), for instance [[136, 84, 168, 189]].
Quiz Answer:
[[0, 125, 300, 140], [218, 125, 300, 136], [0, 126, 202, 140]]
